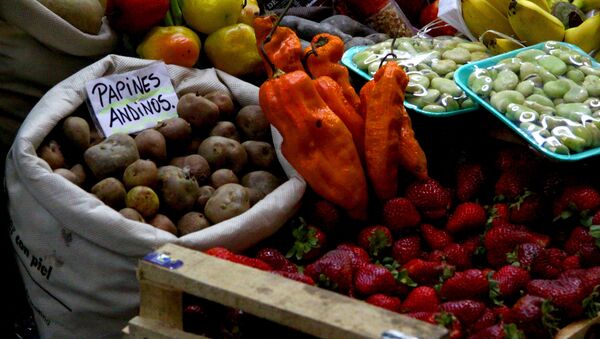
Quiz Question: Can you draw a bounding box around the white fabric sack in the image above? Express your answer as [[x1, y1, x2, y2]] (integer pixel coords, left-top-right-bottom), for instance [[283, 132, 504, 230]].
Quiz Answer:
[[5, 55, 306, 339], [438, 0, 477, 41]]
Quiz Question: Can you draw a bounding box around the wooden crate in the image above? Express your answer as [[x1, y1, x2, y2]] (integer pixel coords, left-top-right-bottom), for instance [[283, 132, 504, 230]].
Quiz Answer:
[[123, 243, 448, 339]]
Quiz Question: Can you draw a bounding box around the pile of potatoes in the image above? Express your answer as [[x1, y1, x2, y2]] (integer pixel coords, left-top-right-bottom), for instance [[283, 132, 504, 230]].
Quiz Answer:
[[36, 90, 285, 236]]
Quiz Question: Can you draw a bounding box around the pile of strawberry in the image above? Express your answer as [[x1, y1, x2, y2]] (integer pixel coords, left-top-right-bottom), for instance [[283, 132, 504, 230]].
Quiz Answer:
[[204, 145, 600, 339]]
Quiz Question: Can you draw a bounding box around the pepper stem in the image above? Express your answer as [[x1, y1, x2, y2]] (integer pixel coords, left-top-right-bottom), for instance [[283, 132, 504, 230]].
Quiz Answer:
[[378, 36, 398, 69], [302, 42, 319, 79], [261, 0, 293, 77]]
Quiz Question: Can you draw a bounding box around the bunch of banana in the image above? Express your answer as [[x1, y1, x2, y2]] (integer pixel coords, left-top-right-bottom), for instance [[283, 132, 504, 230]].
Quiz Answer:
[[571, 0, 600, 11], [564, 13, 600, 53], [462, 0, 515, 38], [481, 34, 525, 54], [507, 0, 565, 45]]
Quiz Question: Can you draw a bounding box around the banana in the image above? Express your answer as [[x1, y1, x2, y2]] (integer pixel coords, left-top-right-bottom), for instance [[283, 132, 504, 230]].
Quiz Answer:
[[486, 0, 511, 16], [507, 0, 565, 45], [463, 0, 516, 38], [527, 0, 551, 12], [484, 37, 525, 54], [564, 14, 600, 53], [571, 0, 600, 11]]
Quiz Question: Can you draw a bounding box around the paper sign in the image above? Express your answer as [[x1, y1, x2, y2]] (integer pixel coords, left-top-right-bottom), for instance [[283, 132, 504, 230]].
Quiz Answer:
[[85, 62, 178, 137]]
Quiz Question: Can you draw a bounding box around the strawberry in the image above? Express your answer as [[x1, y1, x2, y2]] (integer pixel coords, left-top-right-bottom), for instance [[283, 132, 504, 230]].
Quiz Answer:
[[592, 210, 600, 224], [564, 226, 600, 266], [401, 286, 440, 313], [442, 243, 472, 269], [406, 311, 438, 324], [488, 203, 510, 223], [403, 258, 453, 285], [308, 199, 340, 232], [495, 170, 529, 201], [286, 221, 326, 261], [490, 265, 530, 303], [527, 277, 587, 317], [553, 185, 600, 218], [421, 223, 453, 250], [337, 243, 371, 266], [382, 197, 421, 231], [391, 236, 422, 265], [456, 162, 486, 202], [272, 271, 315, 285], [496, 146, 531, 171], [357, 225, 393, 257], [304, 248, 356, 295], [559, 267, 600, 295], [562, 255, 581, 270], [510, 294, 558, 337], [484, 221, 550, 268], [406, 179, 452, 219], [531, 248, 567, 279], [256, 248, 297, 273], [440, 269, 489, 300], [508, 242, 544, 269], [354, 263, 397, 296], [468, 323, 525, 339], [461, 235, 483, 257], [440, 300, 486, 326], [493, 305, 511, 322], [469, 308, 496, 335], [446, 202, 487, 233], [205, 247, 272, 271], [365, 294, 402, 312], [407, 312, 463, 339], [509, 193, 546, 225]]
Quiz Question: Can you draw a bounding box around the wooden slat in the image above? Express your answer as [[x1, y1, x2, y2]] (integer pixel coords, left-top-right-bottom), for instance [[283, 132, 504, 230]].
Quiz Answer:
[[555, 314, 600, 339], [127, 316, 207, 339], [138, 243, 448, 339], [138, 280, 183, 330]]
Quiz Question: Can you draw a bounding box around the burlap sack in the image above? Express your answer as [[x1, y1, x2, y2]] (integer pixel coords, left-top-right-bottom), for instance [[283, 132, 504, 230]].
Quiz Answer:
[[5, 55, 306, 338]]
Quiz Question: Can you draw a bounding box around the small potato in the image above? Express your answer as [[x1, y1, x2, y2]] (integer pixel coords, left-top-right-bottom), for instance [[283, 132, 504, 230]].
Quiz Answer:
[[62, 116, 90, 151], [183, 154, 211, 184], [135, 129, 167, 162], [177, 212, 211, 236], [70, 164, 86, 186], [91, 177, 126, 209], [177, 92, 220, 129], [210, 121, 240, 141], [54, 168, 79, 185], [204, 183, 250, 224], [38, 140, 65, 170], [126, 186, 160, 218], [148, 214, 177, 235], [119, 208, 145, 222], [90, 128, 103, 147], [247, 188, 265, 206], [242, 141, 276, 170], [84, 133, 139, 179], [186, 137, 204, 155], [241, 171, 281, 196], [205, 91, 235, 120], [198, 136, 247, 173], [123, 159, 158, 189], [196, 185, 215, 210], [158, 166, 200, 213], [169, 156, 186, 168], [235, 105, 269, 141], [210, 168, 238, 188], [156, 117, 192, 144]]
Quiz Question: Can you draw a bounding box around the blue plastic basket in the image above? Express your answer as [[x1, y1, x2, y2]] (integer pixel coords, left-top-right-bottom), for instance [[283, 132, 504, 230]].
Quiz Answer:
[[454, 41, 600, 162], [341, 45, 480, 117]]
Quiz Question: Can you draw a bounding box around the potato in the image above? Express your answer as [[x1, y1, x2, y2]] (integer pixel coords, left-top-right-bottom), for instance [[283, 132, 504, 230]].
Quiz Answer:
[[148, 214, 177, 235], [183, 154, 211, 184], [205, 90, 235, 120], [91, 177, 126, 209], [169, 156, 186, 168], [242, 141, 276, 170], [204, 183, 250, 224], [135, 129, 167, 162], [119, 207, 144, 222], [90, 128, 103, 147], [235, 105, 269, 141], [156, 117, 191, 145], [177, 92, 220, 129], [209, 121, 240, 142], [62, 116, 90, 150], [186, 137, 203, 154], [70, 164, 87, 186], [241, 171, 281, 196], [177, 212, 210, 236], [210, 168, 238, 188], [195, 185, 215, 211], [198, 136, 247, 174], [84, 133, 139, 179], [123, 159, 158, 189], [158, 166, 200, 213], [54, 168, 79, 184], [126, 186, 160, 218], [38, 140, 65, 170], [247, 188, 265, 206]]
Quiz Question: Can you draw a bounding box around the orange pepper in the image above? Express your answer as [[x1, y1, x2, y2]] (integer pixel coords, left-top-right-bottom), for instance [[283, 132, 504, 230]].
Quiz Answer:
[[137, 26, 201, 68], [398, 105, 429, 181], [254, 16, 305, 78]]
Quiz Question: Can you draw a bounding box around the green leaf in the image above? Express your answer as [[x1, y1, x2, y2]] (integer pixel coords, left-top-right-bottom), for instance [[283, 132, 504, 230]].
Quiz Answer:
[[434, 312, 455, 327], [393, 268, 417, 287], [510, 191, 534, 210], [488, 272, 504, 306], [368, 229, 391, 257], [583, 285, 600, 319], [506, 247, 520, 266], [541, 299, 560, 335], [591, 226, 600, 250], [504, 323, 526, 339]]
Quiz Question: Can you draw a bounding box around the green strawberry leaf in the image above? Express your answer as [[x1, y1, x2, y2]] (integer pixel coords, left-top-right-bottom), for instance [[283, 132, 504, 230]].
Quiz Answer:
[[590, 225, 600, 249], [474, 246, 486, 256], [510, 191, 534, 210], [506, 247, 522, 268], [493, 195, 506, 203], [318, 273, 338, 291], [434, 312, 455, 328], [286, 221, 321, 260], [541, 299, 560, 335], [392, 268, 417, 287], [488, 272, 504, 306], [583, 285, 600, 319], [368, 229, 391, 257], [504, 323, 526, 339]]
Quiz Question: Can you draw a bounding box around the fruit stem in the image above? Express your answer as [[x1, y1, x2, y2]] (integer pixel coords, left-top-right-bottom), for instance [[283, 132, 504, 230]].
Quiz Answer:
[[261, 0, 293, 77], [302, 42, 318, 79]]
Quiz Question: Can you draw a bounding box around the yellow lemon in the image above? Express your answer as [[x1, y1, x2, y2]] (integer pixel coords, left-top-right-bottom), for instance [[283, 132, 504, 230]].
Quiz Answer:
[[182, 0, 243, 35], [204, 23, 262, 77]]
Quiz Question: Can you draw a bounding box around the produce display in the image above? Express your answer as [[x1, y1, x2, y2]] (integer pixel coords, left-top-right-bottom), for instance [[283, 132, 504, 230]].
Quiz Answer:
[[349, 37, 491, 113], [36, 91, 285, 236], [462, 41, 600, 156]]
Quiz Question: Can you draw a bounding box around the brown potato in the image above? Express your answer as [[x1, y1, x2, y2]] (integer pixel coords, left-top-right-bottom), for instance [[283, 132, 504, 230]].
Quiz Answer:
[[126, 186, 160, 218], [210, 168, 238, 188], [38, 140, 65, 170], [209, 121, 240, 141], [119, 208, 145, 222], [205, 91, 235, 120], [198, 136, 247, 174], [84, 133, 139, 179], [204, 183, 250, 224], [247, 188, 265, 206], [177, 92, 220, 130], [90, 128, 103, 147], [241, 171, 281, 196], [91, 177, 126, 209], [54, 168, 79, 184], [123, 159, 158, 189], [235, 105, 269, 141], [195, 185, 215, 211], [242, 141, 276, 170], [148, 214, 177, 235], [177, 212, 211, 236], [156, 117, 191, 144], [62, 116, 90, 150], [158, 166, 200, 213], [169, 156, 186, 168], [183, 154, 211, 184], [135, 129, 167, 162], [70, 164, 87, 186]]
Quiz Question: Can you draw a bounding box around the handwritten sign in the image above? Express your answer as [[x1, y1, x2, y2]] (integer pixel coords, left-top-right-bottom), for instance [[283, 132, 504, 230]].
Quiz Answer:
[[85, 62, 178, 137]]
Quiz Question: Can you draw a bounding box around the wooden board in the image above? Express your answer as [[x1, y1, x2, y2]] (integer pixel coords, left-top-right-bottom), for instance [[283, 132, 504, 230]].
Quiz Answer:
[[132, 243, 449, 339]]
